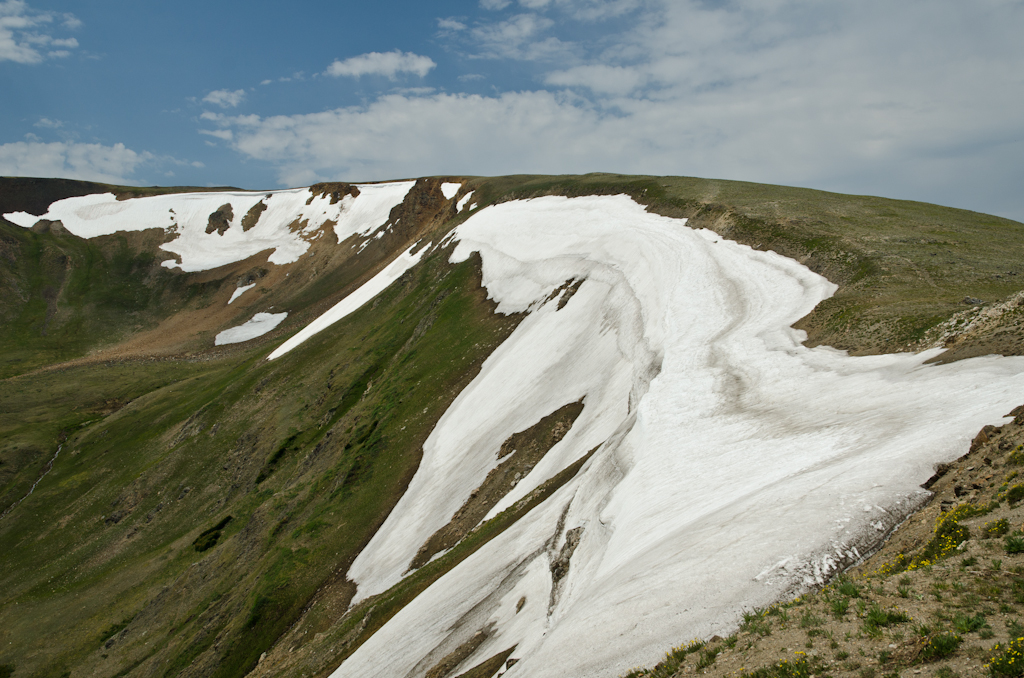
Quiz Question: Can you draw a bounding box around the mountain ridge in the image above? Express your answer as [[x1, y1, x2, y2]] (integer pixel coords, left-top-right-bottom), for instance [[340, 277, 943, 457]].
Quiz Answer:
[[1, 174, 1023, 678]]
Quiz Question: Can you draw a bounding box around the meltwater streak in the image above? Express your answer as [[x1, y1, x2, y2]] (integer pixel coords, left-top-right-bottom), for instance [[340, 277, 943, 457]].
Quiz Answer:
[[330, 194, 1024, 678], [1, 445, 62, 520]]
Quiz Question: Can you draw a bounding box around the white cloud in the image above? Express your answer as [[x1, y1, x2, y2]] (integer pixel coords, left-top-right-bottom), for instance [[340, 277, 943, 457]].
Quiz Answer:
[[203, 88, 246, 108], [480, 0, 511, 9], [207, 92, 616, 186], [0, 0, 80, 64], [0, 140, 147, 184], [470, 13, 572, 60], [325, 50, 436, 79], [33, 117, 62, 128], [438, 17, 467, 31], [549, 0, 643, 21], [199, 129, 233, 142], [545, 64, 644, 95], [393, 87, 436, 96]]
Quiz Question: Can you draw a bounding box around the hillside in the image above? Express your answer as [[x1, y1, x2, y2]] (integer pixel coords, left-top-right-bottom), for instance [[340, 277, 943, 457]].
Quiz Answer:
[[1, 174, 1023, 678]]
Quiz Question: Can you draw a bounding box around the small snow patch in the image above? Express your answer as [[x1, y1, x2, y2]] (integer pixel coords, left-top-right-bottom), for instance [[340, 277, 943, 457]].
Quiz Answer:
[[228, 283, 255, 305], [457, 192, 474, 212], [441, 182, 461, 200], [215, 312, 287, 345]]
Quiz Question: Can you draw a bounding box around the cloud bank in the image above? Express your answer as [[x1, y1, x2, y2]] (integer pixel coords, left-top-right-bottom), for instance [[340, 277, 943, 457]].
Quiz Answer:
[[325, 50, 436, 79], [0, 140, 148, 184], [198, 0, 1024, 220], [0, 0, 79, 64]]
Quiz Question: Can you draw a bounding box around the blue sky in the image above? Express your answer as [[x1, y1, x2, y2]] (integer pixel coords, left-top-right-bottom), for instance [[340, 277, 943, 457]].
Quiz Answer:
[[2, 0, 1023, 221]]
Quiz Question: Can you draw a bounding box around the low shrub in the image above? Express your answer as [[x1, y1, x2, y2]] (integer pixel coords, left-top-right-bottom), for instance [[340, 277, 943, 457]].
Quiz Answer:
[[986, 519, 1012, 538], [831, 597, 850, 618], [987, 636, 1024, 676], [696, 647, 720, 670], [864, 605, 910, 631], [920, 632, 962, 661], [1007, 485, 1024, 506], [837, 579, 861, 598], [799, 611, 823, 628], [952, 612, 987, 633]]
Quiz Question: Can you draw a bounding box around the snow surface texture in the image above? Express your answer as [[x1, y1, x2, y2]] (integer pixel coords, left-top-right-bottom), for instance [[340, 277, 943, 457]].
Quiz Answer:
[[214, 312, 287, 345], [335, 195, 1024, 678], [268, 243, 430, 361], [3, 182, 414, 273]]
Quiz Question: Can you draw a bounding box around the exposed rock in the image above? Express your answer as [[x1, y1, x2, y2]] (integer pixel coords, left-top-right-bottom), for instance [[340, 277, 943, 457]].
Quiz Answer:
[[237, 267, 268, 287], [205, 203, 234, 235], [550, 526, 584, 585], [969, 424, 998, 452], [30, 219, 66, 235], [307, 182, 359, 205], [241, 200, 268, 231]]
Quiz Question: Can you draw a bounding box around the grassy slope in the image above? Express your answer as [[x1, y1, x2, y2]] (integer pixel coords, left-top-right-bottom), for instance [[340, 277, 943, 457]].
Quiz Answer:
[[0, 243, 519, 677], [0, 221, 184, 377], [2, 174, 1024, 678]]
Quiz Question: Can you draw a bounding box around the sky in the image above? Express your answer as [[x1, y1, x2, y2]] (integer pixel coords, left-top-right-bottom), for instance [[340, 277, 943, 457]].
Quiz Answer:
[[1, 0, 1023, 222]]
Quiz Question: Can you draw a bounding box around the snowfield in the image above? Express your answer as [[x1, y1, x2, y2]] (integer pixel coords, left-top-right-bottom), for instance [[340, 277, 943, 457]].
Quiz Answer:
[[268, 242, 431, 360], [3, 181, 414, 272], [214, 312, 288, 345], [333, 195, 1024, 678]]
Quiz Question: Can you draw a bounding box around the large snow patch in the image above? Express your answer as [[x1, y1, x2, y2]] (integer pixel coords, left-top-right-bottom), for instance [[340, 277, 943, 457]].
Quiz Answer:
[[333, 195, 1024, 678], [3, 182, 414, 273]]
